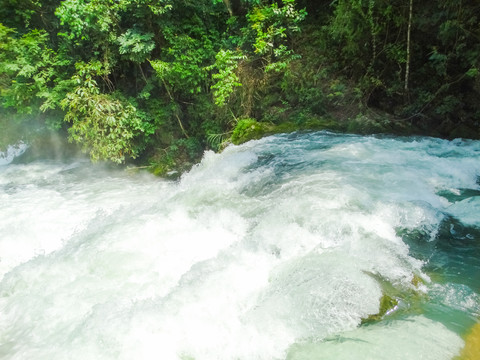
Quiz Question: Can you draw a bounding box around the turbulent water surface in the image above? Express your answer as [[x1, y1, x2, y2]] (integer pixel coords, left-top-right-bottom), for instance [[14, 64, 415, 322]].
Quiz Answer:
[[1, 132, 479, 359]]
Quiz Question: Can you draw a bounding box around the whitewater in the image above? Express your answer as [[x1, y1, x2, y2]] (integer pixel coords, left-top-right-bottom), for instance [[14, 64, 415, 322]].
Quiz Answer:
[[0, 132, 479, 359]]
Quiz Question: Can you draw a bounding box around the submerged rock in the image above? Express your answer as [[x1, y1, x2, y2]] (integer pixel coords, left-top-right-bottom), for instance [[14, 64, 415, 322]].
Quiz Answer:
[[457, 322, 480, 360], [362, 294, 399, 324]]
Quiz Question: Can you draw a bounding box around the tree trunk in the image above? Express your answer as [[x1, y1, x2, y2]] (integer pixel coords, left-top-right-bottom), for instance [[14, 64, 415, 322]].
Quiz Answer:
[[404, 0, 413, 98], [222, 0, 247, 16]]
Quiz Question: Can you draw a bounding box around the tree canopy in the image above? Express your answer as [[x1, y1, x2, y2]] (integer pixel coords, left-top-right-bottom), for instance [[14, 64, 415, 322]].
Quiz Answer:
[[1, 0, 479, 172]]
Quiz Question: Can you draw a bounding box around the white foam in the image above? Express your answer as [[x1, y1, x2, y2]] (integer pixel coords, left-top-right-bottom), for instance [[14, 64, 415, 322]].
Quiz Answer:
[[0, 142, 28, 166], [0, 133, 478, 359], [447, 196, 480, 227], [287, 315, 464, 360]]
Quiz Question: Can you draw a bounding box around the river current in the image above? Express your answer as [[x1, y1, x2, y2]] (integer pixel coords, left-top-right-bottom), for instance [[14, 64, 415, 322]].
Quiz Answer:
[[0, 132, 479, 359]]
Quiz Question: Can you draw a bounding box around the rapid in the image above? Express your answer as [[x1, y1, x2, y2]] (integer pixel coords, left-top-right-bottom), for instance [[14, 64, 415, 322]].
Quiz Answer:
[[0, 132, 479, 359]]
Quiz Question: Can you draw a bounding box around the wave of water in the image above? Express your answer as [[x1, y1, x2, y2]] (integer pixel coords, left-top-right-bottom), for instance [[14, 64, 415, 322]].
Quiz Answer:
[[0, 142, 28, 166], [0, 132, 479, 359]]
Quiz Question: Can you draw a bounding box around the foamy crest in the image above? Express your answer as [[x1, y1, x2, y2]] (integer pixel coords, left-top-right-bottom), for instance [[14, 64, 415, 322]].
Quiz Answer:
[[0, 142, 28, 166], [0, 132, 478, 359]]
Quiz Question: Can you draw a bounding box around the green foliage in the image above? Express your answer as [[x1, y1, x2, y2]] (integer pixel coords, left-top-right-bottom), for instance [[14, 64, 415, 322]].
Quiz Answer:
[[1, 0, 313, 169], [246, 0, 306, 71], [230, 117, 274, 144], [117, 29, 155, 64], [61, 62, 145, 163], [466, 68, 479, 79], [206, 132, 230, 150], [151, 24, 217, 97], [55, 0, 114, 41], [208, 49, 246, 106], [0, 24, 73, 125], [326, 0, 403, 97], [1, 0, 480, 173], [324, 0, 480, 125], [149, 137, 202, 177], [63, 91, 143, 164], [0, 0, 60, 32], [202, 0, 309, 127], [55, 0, 173, 41]]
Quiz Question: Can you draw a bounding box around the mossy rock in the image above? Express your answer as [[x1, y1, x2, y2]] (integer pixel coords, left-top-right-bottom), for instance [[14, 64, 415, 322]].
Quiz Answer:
[[411, 274, 425, 288], [147, 138, 201, 178], [230, 116, 345, 146], [274, 122, 299, 133], [455, 322, 480, 360], [231, 118, 275, 145], [303, 117, 345, 132], [362, 294, 399, 324], [346, 115, 391, 135]]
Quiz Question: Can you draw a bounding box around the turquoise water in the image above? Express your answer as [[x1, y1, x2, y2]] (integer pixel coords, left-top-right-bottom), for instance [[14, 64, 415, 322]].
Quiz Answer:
[[0, 132, 479, 359]]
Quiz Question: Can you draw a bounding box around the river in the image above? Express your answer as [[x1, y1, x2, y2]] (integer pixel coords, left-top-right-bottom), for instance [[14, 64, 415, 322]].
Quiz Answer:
[[1, 132, 479, 359]]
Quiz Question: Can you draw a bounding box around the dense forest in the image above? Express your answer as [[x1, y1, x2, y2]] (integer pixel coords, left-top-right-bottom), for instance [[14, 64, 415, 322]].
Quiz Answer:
[[1, 0, 479, 174]]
